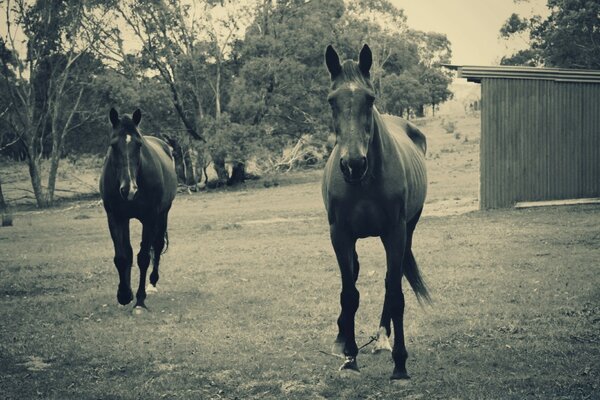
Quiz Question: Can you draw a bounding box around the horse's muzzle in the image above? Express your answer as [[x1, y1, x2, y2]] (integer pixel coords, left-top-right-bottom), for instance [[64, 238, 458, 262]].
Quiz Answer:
[[340, 157, 368, 184], [119, 183, 138, 201]]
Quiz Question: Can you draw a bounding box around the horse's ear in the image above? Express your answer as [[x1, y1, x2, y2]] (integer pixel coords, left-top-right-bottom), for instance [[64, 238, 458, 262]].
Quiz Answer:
[[358, 44, 372, 77], [325, 45, 342, 80], [109, 108, 119, 128], [132, 109, 142, 126]]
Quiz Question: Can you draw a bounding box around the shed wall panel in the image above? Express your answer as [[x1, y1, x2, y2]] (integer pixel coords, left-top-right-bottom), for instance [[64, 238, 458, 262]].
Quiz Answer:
[[480, 78, 600, 208]]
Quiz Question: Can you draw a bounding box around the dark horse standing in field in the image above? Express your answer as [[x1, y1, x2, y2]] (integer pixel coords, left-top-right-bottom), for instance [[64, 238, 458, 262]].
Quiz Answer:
[[323, 45, 430, 379], [100, 108, 177, 311]]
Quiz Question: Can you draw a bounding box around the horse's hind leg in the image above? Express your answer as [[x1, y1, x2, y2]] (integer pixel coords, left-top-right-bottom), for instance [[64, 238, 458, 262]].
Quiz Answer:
[[134, 218, 157, 310], [108, 214, 133, 305], [150, 211, 168, 289], [375, 210, 422, 354], [381, 218, 411, 380]]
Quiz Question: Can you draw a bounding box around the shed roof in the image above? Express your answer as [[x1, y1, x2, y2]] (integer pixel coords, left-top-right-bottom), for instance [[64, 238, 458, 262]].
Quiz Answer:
[[443, 64, 600, 84]]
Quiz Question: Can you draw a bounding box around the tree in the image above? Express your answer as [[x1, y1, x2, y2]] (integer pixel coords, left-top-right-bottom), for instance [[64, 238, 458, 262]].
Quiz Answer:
[[0, 0, 107, 207], [335, 4, 452, 118], [0, 175, 12, 226], [228, 0, 344, 166], [379, 72, 428, 119], [105, 0, 253, 185], [419, 67, 452, 116], [501, 0, 600, 68]]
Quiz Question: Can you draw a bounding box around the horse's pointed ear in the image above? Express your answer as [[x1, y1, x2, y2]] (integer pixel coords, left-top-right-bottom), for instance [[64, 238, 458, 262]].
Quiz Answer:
[[358, 44, 372, 77], [132, 109, 142, 126], [109, 108, 119, 128], [325, 45, 342, 80]]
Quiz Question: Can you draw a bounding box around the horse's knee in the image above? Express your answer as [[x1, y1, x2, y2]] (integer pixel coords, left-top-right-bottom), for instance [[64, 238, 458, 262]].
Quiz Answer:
[[137, 250, 151, 269], [340, 287, 360, 314]]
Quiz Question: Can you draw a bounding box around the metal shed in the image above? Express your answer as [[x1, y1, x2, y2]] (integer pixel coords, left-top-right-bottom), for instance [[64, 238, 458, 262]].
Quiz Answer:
[[446, 65, 600, 209]]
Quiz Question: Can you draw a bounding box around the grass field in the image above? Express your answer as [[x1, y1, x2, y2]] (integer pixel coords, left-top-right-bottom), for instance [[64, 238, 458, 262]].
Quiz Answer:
[[0, 116, 598, 399]]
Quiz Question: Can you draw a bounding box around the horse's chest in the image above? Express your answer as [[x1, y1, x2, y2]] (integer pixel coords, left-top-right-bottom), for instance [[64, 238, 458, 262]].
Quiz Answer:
[[340, 199, 391, 238]]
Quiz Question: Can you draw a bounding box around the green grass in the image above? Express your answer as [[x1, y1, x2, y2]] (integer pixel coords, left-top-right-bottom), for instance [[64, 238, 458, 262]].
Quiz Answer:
[[0, 179, 598, 399]]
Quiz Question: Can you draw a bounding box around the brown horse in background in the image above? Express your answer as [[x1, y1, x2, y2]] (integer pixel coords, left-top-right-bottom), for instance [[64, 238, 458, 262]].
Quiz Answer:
[[100, 108, 177, 311], [322, 45, 430, 380]]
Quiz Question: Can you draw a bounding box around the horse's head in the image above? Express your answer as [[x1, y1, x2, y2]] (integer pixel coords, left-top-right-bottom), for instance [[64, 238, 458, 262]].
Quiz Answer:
[[325, 44, 375, 184], [109, 108, 143, 201]]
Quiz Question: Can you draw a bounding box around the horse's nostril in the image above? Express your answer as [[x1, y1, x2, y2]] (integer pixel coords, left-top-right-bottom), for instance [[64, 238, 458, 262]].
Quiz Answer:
[[340, 158, 349, 172]]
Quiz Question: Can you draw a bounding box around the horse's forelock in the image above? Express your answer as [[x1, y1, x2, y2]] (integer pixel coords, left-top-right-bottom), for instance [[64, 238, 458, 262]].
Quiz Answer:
[[118, 116, 141, 136], [333, 60, 374, 91]]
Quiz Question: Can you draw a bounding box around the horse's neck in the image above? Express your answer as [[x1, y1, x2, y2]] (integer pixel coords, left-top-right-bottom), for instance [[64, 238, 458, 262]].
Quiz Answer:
[[368, 108, 386, 173]]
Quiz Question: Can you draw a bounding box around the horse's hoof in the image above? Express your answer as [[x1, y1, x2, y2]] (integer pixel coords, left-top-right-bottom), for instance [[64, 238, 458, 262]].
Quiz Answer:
[[390, 368, 411, 380], [133, 306, 145, 315], [331, 341, 345, 357], [372, 328, 392, 354], [339, 357, 360, 377], [146, 284, 158, 294]]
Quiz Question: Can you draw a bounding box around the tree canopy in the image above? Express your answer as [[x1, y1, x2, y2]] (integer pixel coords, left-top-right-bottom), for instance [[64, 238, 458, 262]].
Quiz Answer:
[[1, 0, 454, 205], [500, 0, 600, 69]]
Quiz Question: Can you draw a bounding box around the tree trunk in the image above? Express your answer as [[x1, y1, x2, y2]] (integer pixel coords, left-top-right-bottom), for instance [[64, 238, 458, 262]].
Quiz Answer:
[[26, 133, 48, 207], [0, 176, 12, 227], [46, 123, 62, 205], [215, 60, 221, 118], [165, 136, 196, 185], [212, 155, 229, 187], [227, 162, 246, 186]]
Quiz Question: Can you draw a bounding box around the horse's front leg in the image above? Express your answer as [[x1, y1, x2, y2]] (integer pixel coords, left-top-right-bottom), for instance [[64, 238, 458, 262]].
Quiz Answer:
[[330, 225, 360, 373], [107, 214, 133, 305], [381, 219, 410, 380], [134, 218, 157, 310]]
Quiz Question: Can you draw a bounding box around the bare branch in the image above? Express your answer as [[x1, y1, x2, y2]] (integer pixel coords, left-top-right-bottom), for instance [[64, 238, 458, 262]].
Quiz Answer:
[[0, 136, 21, 151]]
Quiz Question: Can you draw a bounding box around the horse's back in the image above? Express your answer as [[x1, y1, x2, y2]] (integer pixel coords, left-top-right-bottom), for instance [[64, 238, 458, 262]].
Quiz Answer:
[[378, 113, 428, 218], [145, 136, 174, 165], [380, 114, 427, 155], [144, 135, 177, 204]]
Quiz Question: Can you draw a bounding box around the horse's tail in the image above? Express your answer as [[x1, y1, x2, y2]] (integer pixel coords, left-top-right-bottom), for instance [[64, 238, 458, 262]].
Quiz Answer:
[[162, 230, 169, 255], [404, 249, 431, 305], [149, 230, 169, 259]]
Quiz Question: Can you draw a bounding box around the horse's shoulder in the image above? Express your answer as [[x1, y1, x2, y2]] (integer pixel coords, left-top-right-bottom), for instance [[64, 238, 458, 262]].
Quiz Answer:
[[380, 114, 427, 155]]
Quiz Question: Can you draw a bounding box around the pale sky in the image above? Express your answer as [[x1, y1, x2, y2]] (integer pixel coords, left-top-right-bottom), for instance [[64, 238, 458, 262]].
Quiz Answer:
[[1, 0, 549, 67], [391, 0, 549, 65]]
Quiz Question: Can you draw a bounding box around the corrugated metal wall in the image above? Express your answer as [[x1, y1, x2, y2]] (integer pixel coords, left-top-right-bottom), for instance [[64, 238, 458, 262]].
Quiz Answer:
[[480, 78, 600, 208]]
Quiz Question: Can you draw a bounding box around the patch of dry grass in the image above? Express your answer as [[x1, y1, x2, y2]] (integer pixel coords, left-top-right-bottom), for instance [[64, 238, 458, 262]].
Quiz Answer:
[[0, 182, 598, 399], [0, 115, 597, 398]]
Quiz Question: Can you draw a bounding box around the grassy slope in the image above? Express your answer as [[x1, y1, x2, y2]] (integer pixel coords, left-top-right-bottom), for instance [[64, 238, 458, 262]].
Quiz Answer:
[[0, 116, 598, 399]]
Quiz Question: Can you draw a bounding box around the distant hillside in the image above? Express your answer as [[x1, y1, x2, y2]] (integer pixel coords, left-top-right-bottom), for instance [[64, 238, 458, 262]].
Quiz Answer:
[[437, 79, 481, 116]]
